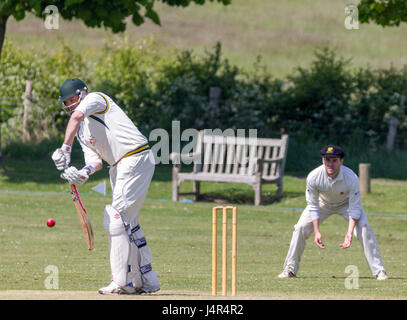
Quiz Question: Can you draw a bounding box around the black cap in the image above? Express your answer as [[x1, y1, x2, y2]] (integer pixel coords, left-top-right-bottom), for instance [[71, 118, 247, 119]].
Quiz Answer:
[[320, 145, 345, 158]]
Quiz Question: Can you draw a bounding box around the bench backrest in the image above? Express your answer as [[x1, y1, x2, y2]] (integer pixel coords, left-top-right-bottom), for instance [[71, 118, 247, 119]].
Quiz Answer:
[[194, 130, 289, 180]]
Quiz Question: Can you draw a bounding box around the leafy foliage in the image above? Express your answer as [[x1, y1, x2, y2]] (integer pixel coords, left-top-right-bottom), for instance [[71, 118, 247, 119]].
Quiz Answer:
[[0, 0, 231, 166], [282, 48, 354, 140], [2, 39, 407, 154], [0, 39, 90, 142], [279, 48, 407, 149], [358, 0, 407, 27], [0, 0, 231, 31]]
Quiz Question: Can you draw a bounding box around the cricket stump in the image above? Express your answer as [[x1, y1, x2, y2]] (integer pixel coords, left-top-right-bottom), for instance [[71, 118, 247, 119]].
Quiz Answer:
[[212, 206, 237, 296]]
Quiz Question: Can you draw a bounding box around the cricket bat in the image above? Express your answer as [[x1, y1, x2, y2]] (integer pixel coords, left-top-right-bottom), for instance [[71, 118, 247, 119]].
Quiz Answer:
[[70, 184, 94, 250]]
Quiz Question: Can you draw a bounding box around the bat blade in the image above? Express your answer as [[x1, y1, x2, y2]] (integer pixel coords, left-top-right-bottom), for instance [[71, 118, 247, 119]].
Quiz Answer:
[[70, 184, 94, 250]]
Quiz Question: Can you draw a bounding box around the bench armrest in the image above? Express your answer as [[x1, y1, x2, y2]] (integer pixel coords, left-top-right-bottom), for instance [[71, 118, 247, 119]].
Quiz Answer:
[[170, 152, 202, 165]]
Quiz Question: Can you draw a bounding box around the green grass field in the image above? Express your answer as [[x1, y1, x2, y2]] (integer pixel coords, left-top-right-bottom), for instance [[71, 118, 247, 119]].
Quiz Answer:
[[6, 0, 407, 75], [1, 158, 407, 299], [3, 0, 407, 300]]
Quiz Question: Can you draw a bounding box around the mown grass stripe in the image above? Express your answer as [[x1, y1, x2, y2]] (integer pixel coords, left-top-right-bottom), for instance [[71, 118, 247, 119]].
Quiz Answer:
[[1, 189, 406, 218]]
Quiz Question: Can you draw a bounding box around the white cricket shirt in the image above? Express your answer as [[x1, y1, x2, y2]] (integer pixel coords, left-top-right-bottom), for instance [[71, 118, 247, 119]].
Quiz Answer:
[[305, 164, 364, 221], [74, 92, 148, 166]]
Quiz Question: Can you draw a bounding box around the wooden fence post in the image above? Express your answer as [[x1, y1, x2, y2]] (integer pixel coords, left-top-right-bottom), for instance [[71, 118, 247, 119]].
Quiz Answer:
[[359, 163, 371, 196], [386, 117, 398, 151], [209, 87, 221, 126], [23, 80, 33, 142]]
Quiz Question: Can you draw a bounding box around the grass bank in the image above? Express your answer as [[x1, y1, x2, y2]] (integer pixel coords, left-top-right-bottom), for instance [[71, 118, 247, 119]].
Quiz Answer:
[[6, 0, 407, 76]]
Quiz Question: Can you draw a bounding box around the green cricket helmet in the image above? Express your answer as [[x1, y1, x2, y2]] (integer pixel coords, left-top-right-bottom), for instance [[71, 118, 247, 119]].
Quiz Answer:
[[58, 78, 88, 102]]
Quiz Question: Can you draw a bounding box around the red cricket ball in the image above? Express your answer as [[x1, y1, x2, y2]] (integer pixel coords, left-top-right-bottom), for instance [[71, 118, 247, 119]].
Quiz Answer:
[[46, 218, 55, 228]]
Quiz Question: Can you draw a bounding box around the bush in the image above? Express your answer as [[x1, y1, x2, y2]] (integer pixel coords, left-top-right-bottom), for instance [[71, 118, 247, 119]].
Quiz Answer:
[[2, 39, 407, 178], [280, 48, 354, 140], [263, 47, 407, 149], [92, 41, 280, 135], [0, 39, 91, 143]]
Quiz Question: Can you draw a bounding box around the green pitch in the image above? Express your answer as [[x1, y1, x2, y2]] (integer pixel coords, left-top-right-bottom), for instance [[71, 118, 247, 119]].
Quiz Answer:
[[1, 159, 407, 299]]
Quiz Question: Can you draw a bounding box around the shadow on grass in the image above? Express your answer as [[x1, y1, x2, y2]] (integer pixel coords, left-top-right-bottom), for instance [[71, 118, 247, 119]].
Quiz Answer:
[[0, 158, 66, 185], [329, 276, 406, 280], [1, 158, 303, 206], [0, 158, 172, 185]]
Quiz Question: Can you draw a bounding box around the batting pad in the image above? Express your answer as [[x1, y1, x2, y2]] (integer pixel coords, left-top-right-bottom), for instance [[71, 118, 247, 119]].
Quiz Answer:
[[103, 205, 130, 287]]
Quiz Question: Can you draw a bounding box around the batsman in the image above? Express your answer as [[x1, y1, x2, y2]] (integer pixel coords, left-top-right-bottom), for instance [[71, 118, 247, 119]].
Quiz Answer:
[[52, 78, 160, 294]]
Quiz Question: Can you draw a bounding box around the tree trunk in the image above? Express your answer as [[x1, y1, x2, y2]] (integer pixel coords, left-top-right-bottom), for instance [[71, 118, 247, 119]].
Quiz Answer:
[[0, 15, 7, 56], [0, 15, 9, 168]]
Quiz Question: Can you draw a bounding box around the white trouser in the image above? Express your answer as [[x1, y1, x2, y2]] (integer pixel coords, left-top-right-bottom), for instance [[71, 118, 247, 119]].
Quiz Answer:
[[282, 204, 386, 276], [103, 150, 159, 290]]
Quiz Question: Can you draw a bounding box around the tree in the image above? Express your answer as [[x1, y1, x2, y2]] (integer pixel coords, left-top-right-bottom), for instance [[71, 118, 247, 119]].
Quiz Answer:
[[0, 0, 231, 167], [358, 0, 407, 27]]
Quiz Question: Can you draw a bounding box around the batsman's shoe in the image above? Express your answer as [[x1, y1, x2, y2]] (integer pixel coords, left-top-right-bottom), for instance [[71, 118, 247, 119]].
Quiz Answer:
[[98, 281, 137, 295], [135, 285, 160, 295], [278, 270, 296, 279], [376, 270, 388, 280]]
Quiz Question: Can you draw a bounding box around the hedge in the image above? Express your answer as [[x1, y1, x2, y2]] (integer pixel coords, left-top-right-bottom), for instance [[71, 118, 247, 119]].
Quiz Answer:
[[1, 38, 407, 151]]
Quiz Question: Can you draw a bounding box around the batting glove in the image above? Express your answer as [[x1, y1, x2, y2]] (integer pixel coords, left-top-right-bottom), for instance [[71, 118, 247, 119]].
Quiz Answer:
[[61, 166, 89, 186], [52, 144, 72, 171]]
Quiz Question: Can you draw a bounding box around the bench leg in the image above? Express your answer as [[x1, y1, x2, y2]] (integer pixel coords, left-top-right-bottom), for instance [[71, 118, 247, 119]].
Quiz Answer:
[[193, 181, 200, 201], [172, 179, 179, 202], [253, 183, 262, 206], [277, 180, 283, 198], [172, 164, 180, 202]]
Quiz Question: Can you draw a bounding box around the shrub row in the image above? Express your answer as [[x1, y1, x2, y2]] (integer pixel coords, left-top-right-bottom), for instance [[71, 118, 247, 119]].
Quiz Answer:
[[1, 38, 407, 151]]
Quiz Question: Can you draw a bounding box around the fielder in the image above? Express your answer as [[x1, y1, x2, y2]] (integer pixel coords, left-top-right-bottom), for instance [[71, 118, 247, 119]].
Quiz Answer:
[[278, 145, 388, 280], [52, 78, 160, 294]]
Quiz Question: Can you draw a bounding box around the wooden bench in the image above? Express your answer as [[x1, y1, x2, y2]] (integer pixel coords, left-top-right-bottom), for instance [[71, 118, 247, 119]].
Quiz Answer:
[[170, 131, 289, 205]]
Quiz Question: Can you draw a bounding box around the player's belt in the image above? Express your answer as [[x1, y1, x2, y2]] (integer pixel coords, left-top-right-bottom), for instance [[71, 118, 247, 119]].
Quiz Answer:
[[113, 144, 150, 166]]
